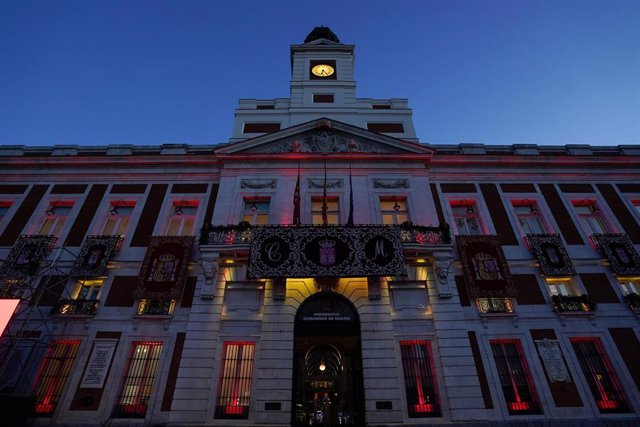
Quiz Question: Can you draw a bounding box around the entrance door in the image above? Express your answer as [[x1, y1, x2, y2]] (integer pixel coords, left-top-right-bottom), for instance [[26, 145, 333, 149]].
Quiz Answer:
[[292, 292, 365, 427]]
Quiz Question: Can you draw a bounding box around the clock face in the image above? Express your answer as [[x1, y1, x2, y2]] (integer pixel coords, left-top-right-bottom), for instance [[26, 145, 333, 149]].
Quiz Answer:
[[311, 64, 335, 77]]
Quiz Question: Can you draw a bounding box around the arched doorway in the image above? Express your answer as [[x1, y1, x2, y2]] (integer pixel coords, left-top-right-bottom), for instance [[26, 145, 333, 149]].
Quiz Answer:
[[292, 292, 365, 427]]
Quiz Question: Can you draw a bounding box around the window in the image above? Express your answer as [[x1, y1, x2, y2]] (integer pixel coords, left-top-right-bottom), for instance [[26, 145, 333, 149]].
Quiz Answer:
[[399, 340, 440, 417], [0, 201, 12, 221], [572, 200, 608, 235], [103, 201, 134, 236], [243, 123, 281, 133], [631, 200, 640, 216], [512, 201, 545, 234], [167, 201, 198, 235], [38, 202, 73, 236], [33, 339, 81, 415], [619, 278, 640, 311], [312, 196, 339, 225], [570, 337, 629, 412], [380, 197, 408, 225], [56, 279, 103, 315], [242, 198, 270, 225], [490, 339, 541, 414], [451, 202, 481, 235], [313, 94, 334, 103], [220, 259, 246, 283], [546, 278, 595, 312], [114, 341, 163, 418], [215, 341, 255, 419], [367, 123, 405, 133]]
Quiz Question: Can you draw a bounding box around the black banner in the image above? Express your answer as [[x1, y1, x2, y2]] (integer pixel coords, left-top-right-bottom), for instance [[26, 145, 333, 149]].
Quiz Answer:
[[248, 226, 406, 278]]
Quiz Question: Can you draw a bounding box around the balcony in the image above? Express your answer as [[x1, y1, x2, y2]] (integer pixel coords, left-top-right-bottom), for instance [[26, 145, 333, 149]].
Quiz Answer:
[[475, 297, 514, 314], [623, 293, 640, 312], [199, 222, 451, 246], [53, 299, 99, 316], [136, 299, 175, 316], [551, 294, 596, 313]]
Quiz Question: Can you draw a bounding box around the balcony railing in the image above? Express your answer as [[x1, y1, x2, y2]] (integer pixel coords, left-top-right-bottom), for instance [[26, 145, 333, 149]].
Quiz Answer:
[[551, 294, 596, 313], [136, 299, 175, 316], [476, 297, 514, 314], [623, 293, 640, 312], [53, 299, 99, 316], [199, 221, 451, 246]]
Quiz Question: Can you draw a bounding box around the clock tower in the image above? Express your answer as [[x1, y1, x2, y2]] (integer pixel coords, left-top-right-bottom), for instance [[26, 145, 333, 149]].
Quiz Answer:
[[289, 26, 357, 110], [230, 27, 418, 142]]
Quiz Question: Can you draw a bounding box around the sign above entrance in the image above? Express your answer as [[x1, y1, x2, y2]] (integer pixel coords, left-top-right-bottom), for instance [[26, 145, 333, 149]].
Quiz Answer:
[[248, 225, 406, 278]]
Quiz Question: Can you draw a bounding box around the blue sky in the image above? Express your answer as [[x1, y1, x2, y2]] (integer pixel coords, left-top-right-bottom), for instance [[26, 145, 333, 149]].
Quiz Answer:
[[1, 0, 638, 147]]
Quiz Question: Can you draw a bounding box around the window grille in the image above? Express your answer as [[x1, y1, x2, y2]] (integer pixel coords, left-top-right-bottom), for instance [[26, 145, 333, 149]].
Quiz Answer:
[[399, 340, 440, 417], [114, 341, 163, 418], [490, 339, 541, 414], [33, 339, 81, 415], [215, 341, 255, 419], [570, 337, 629, 413]]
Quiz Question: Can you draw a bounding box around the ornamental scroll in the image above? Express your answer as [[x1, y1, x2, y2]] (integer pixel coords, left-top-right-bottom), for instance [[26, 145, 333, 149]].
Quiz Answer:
[[248, 226, 406, 279], [527, 234, 576, 277], [135, 236, 194, 300], [71, 235, 123, 277], [592, 233, 640, 276], [456, 235, 515, 298]]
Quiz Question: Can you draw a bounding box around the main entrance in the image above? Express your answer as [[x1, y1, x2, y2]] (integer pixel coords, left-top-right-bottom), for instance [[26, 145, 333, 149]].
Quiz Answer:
[[292, 292, 365, 427]]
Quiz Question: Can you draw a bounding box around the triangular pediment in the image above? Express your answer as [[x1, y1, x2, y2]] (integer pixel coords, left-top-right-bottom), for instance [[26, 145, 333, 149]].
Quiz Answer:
[[215, 118, 434, 156]]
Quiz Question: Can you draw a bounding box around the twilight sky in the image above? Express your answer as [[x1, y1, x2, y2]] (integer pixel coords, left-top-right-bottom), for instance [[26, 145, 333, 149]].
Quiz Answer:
[[1, 0, 638, 147]]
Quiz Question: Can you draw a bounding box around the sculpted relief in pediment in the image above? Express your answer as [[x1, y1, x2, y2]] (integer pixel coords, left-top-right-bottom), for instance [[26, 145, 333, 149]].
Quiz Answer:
[[247, 130, 397, 154]]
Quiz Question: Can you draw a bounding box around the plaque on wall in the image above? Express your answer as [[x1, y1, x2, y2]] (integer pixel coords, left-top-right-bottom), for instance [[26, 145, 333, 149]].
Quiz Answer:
[[592, 233, 640, 276], [79, 340, 118, 389], [248, 225, 406, 279], [527, 234, 576, 277], [456, 235, 514, 298], [535, 339, 571, 383]]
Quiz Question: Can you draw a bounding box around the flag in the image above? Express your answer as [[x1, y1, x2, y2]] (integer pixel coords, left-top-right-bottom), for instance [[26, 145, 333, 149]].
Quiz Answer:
[[322, 160, 328, 226], [293, 164, 301, 225], [347, 164, 354, 226]]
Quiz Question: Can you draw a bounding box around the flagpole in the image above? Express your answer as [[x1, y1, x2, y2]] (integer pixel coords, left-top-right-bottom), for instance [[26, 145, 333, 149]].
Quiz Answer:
[[347, 162, 354, 226], [322, 158, 328, 226], [293, 162, 301, 226]]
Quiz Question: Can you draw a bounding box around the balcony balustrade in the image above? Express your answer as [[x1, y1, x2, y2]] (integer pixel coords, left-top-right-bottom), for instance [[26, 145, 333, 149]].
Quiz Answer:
[[136, 299, 175, 316], [53, 299, 99, 316], [623, 293, 640, 312], [551, 294, 596, 313], [475, 297, 514, 314]]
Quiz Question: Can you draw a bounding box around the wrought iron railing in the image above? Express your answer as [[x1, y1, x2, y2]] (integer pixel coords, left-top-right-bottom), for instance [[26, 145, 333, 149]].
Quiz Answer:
[[199, 221, 451, 246], [475, 297, 514, 314], [136, 299, 175, 316], [551, 294, 596, 313], [53, 299, 99, 315], [623, 293, 640, 312]]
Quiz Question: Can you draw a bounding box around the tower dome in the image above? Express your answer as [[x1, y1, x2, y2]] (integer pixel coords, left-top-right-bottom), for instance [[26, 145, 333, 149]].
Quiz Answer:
[[304, 26, 340, 43]]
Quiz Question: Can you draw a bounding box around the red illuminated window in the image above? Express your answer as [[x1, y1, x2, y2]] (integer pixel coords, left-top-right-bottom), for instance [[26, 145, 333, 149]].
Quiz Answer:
[[570, 337, 630, 413], [215, 341, 255, 419], [399, 340, 440, 417], [114, 341, 163, 418], [490, 339, 541, 414], [32, 339, 81, 415]]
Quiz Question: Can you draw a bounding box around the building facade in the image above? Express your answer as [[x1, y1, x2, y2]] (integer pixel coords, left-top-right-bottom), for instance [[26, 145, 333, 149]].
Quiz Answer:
[[1, 27, 639, 427]]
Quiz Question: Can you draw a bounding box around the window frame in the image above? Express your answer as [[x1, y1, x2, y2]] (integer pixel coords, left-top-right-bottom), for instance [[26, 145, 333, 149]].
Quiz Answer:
[[379, 196, 409, 225], [113, 341, 164, 418], [570, 199, 612, 237], [102, 201, 136, 236], [165, 200, 199, 236], [32, 339, 81, 415], [489, 338, 542, 415], [35, 201, 75, 237], [509, 199, 549, 236], [569, 336, 630, 413], [399, 339, 441, 417], [311, 195, 340, 225], [449, 199, 484, 235], [241, 197, 270, 225], [215, 340, 256, 419]]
